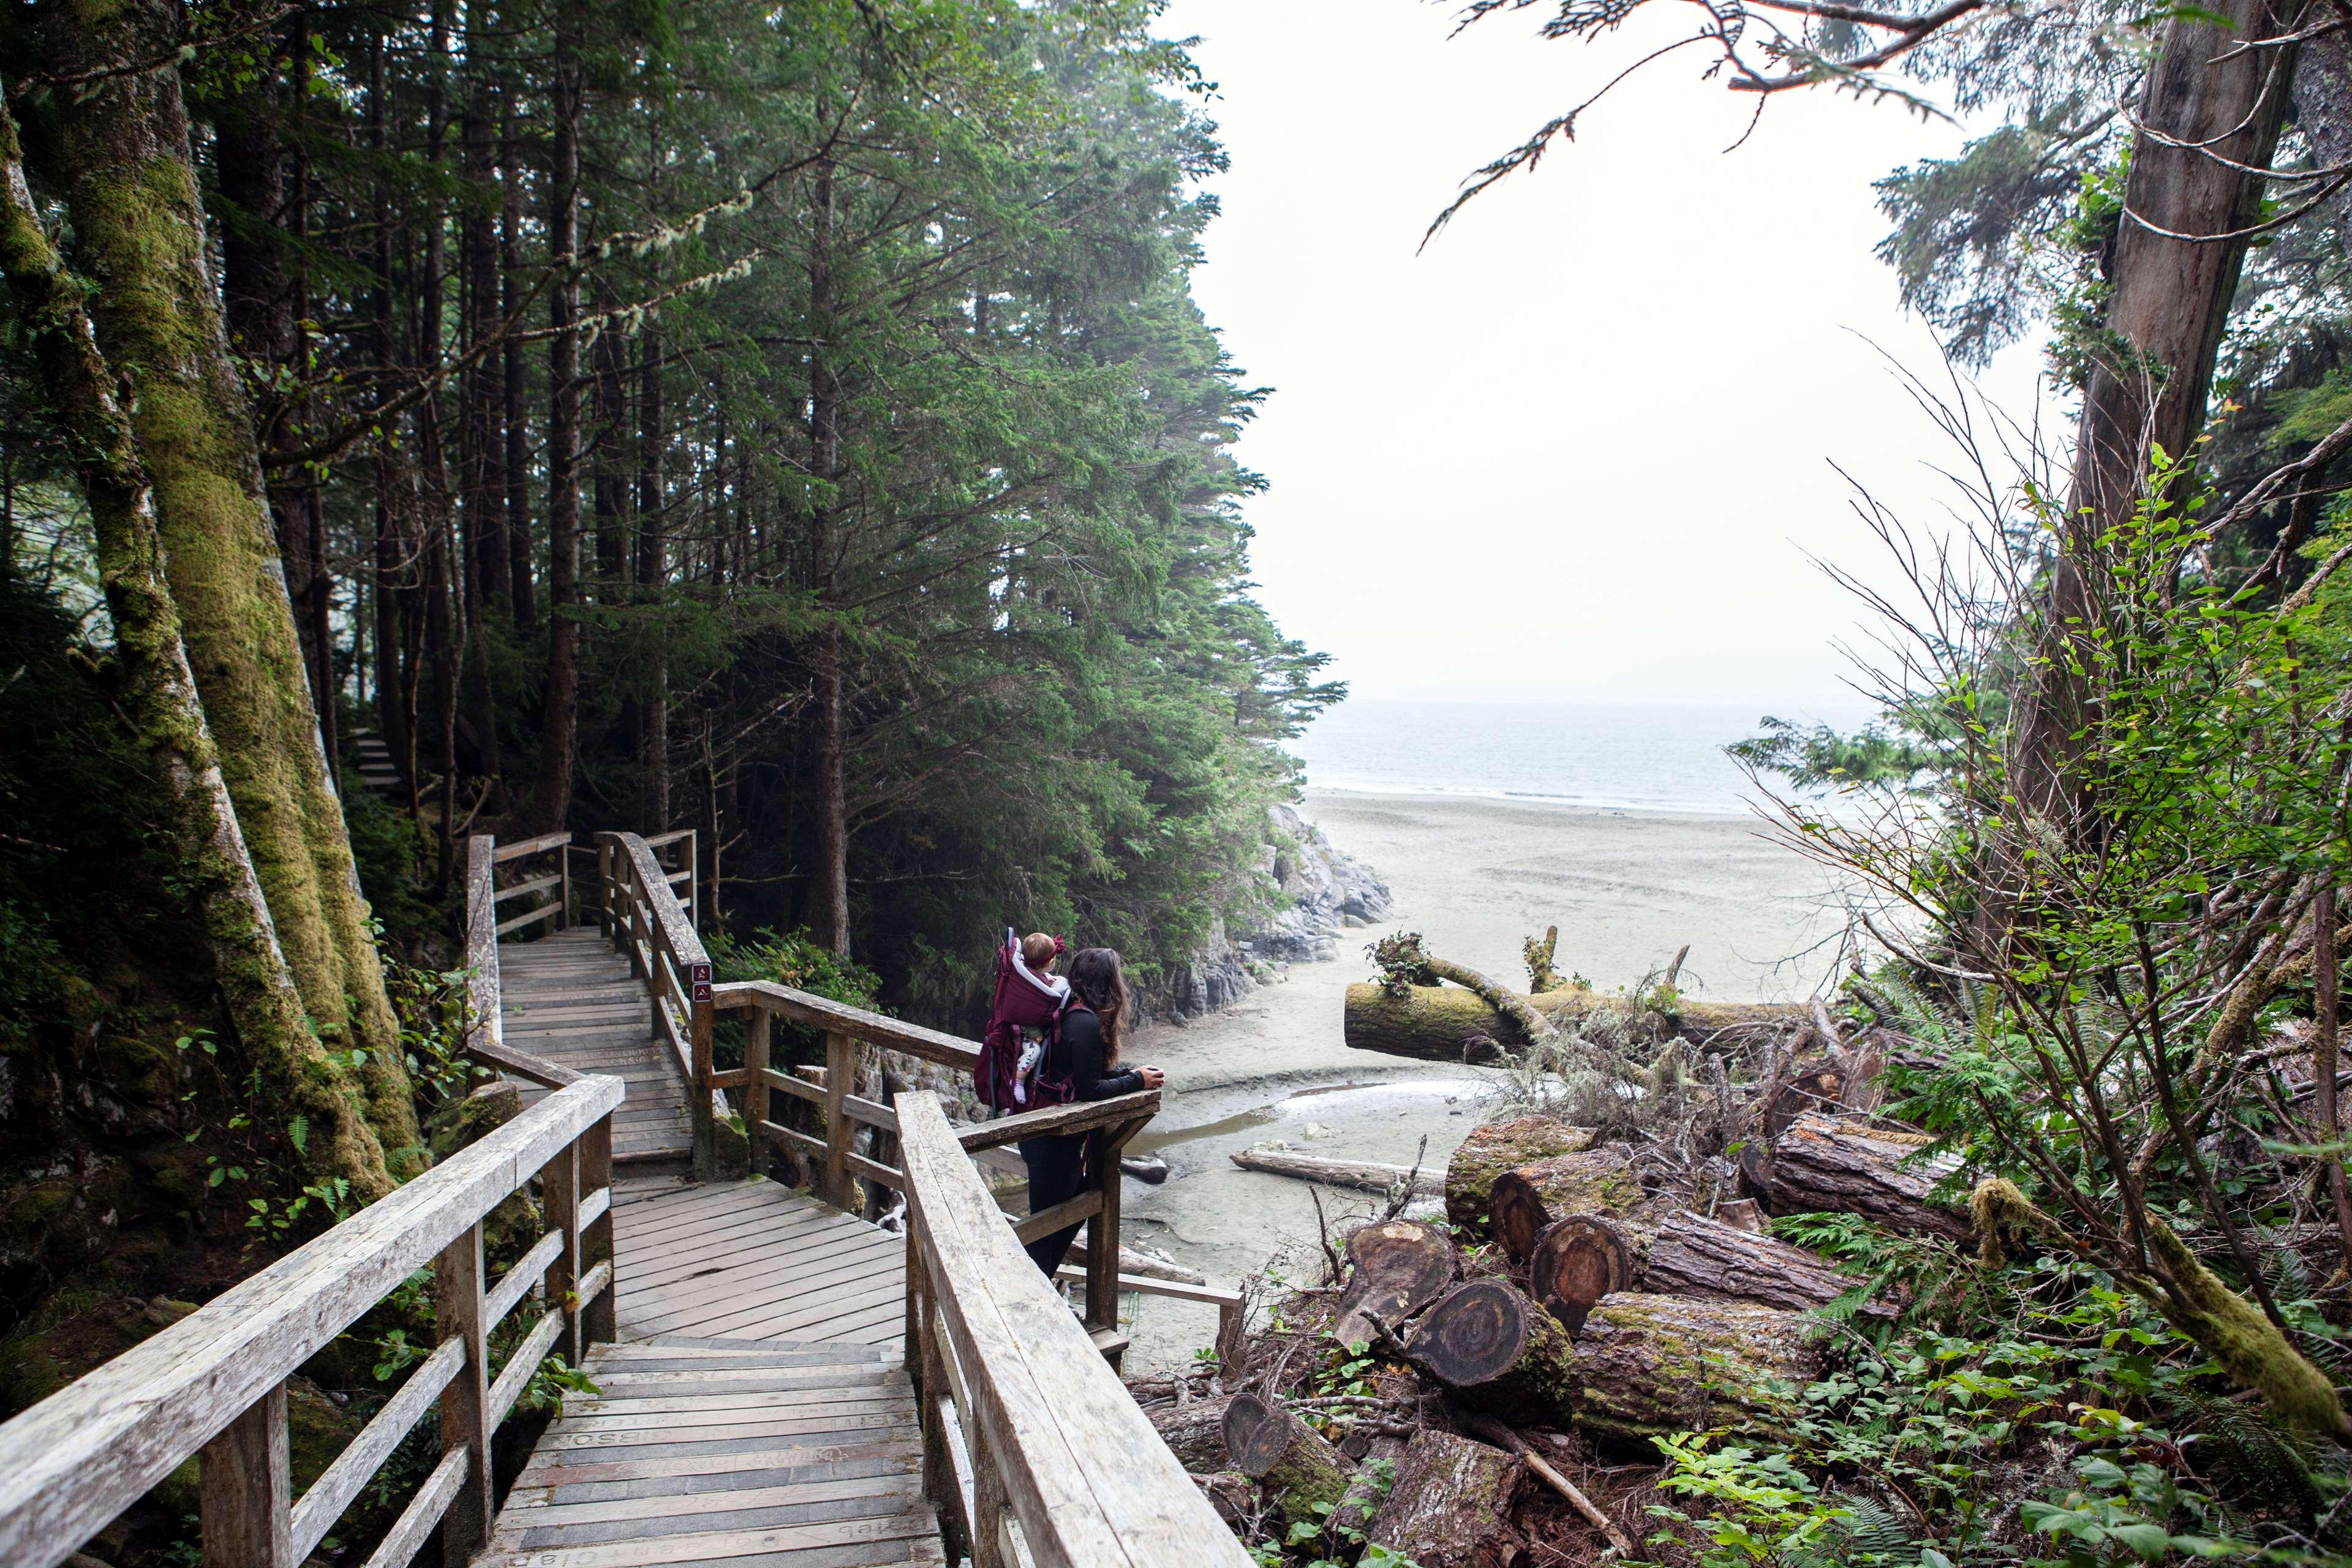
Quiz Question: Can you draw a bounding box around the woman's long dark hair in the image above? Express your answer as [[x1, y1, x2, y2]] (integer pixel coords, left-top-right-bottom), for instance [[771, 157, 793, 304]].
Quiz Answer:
[[1065, 948, 1129, 1063]]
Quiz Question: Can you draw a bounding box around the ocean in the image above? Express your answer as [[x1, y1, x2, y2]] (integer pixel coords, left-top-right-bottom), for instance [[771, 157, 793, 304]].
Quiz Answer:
[[1293, 696, 1872, 817]]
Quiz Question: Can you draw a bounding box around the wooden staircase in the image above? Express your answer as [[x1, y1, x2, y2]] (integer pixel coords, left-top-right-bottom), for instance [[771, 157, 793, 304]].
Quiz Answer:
[[348, 726, 403, 800], [501, 925, 695, 1165], [483, 1335, 942, 1567]]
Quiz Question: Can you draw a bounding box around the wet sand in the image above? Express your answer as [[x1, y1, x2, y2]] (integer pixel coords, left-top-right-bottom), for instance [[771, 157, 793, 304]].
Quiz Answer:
[[1112, 788, 1849, 1369]]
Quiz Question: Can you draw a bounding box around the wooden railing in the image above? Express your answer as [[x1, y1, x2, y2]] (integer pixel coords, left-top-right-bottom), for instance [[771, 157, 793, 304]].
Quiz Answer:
[[597, 829, 731, 1173], [0, 1075, 622, 1568], [897, 1092, 1254, 1567], [484, 828, 571, 938]]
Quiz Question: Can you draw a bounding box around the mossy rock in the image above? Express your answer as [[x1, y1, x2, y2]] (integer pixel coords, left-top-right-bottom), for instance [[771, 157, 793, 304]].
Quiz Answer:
[[428, 1079, 524, 1163]]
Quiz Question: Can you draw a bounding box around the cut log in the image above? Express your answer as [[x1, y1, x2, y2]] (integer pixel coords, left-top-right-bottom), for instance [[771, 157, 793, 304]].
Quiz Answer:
[[1348, 981, 1804, 1063], [1567, 1292, 1823, 1446], [1644, 1209, 1888, 1317], [1714, 1197, 1765, 1233], [1444, 1116, 1596, 1237], [1232, 1145, 1444, 1197], [1150, 1393, 1235, 1472], [1409, 1279, 1578, 1427], [1488, 1147, 1648, 1263], [1327, 1433, 1406, 1552], [1528, 1214, 1646, 1332], [1755, 1112, 1970, 1243], [1763, 1061, 1850, 1139], [1332, 1218, 1459, 1349], [1366, 1428, 1526, 1568], [1223, 1391, 1352, 1528]]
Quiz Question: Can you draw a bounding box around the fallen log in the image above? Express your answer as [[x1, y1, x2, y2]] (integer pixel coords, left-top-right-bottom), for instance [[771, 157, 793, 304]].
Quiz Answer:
[[1409, 1278, 1578, 1428], [1567, 1292, 1823, 1446], [1231, 1145, 1444, 1197], [1224, 1391, 1352, 1529], [1347, 981, 1804, 1063], [1326, 1433, 1408, 1552], [1192, 1469, 1252, 1526], [1444, 1116, 1596, 1237], [1332, 1218, 1458, 1349], [1366, 1428, 1527, 1568], [1528, 1214, 1645, 1332], [1151, 1393, 1236, 1472], [1488, 1147, 1648, 1262], [1753, 1112, 1970, 1243], [1645, 1208, 1888, 1316]]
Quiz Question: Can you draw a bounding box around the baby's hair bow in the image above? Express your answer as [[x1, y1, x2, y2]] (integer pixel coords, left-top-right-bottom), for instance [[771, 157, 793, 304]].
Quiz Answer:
[[1052, 935, 1069, 956]]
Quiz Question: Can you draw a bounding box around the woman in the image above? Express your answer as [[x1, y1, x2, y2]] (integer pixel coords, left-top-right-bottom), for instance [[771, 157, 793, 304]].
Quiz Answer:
[[1020, 946, 1166, 1276]]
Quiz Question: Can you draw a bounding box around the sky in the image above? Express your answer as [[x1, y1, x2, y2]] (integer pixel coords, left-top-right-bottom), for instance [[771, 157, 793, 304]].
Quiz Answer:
[[1155, 0, 2053, 717]]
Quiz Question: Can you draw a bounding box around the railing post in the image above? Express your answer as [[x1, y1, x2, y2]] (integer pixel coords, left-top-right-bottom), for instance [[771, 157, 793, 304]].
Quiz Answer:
[[200, 1382, 292, 1568], [596, 836, 614, 941], [544, 1140, 583, 1365], [557, 845, 571, 932], [744, 1006, 771, 1180], [1083, 1136, 1121, 1349], [690, 993, 717, 1180], [434, 1221, 492, 1566], [582, 1114, 617, 1348], [685, 827, 699, 932], [823, 1030, 853, 1210]]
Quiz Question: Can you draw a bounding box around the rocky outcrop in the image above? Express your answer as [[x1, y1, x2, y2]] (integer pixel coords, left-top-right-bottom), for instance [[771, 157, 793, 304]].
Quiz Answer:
[[1145, 805, 1393, 1024]]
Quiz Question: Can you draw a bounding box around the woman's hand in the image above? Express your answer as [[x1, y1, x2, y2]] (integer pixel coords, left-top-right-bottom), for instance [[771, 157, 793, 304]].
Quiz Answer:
[[1138, 1066, 1166, 1090]]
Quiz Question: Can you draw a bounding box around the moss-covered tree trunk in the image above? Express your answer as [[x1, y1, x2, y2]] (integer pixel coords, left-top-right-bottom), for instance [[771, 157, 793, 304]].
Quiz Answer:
[[34, 0, 420, 1169], [0, 99, 398, 1202]]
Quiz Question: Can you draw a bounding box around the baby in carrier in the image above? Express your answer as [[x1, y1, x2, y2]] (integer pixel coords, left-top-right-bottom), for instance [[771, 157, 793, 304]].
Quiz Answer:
[[986, 929, 1067, 1107]]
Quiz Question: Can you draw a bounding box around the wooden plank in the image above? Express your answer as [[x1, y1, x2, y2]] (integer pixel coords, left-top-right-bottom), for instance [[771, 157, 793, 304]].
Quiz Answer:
[[356, 1446, 467, 1568], [760, 1068, 824, 1106], [464, 1035, 584, 1089], [709, 981, 983, 1072], [620, 1232, 900, 1305], [494, 871, 564, 904], [489, 1511, 936, 1567], [514, 1435, 922, 1488], [504, 1471, 920, 1529], [956, 1090, 1159, 1154], [487, 1308, 568, 1428], [495, 829, 574, 862], [895, 1093, 1251, 1568], [497, 905, 564, 937], [437, 1223, 494, 1564], [288, 1337, 462, 1561], [561, 1385, 912, 1420], [0, 1074, 623, 1568], [848, 1152, 905, 1192], [540, 1406, 910, 1441], [486, 1229, 564, 1333], [1011, 1191, 1100, 1245]]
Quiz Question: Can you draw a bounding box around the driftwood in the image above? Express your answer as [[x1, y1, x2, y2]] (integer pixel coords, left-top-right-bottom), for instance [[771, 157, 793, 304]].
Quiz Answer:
[[1488, 1147, 1648, 1263], [1347, 982, 1805, 1064], [1567, 1292, 1825, 1446], [1223, 1391, 1352, 1529], [1062, 1238, 1207, 1286], [1409, 1279, 1578, 1428], [1444, 1117, 1596, 1237], [1231, 1145, 1444, 1197], [1366, 1428, 1526, 1568], [1332, 1219, 1458, 1349], [1751, 1112, 1970, 1243]]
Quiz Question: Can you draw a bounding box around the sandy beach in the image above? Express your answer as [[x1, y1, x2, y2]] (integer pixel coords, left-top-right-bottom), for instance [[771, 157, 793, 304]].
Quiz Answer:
[[1112, 786, 1850, 1368]]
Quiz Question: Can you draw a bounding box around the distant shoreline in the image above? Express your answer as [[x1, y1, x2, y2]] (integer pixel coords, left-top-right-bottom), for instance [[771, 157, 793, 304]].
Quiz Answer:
[[1303, 781, 1768, 824]]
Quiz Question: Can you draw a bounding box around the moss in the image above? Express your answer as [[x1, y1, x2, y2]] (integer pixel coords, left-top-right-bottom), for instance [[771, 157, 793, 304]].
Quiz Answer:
[[2136, 1218, 2350, 1444]]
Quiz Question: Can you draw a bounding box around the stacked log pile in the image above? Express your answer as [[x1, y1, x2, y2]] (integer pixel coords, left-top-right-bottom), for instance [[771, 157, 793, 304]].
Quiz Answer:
[[1134, 1019, 1972, 1566]]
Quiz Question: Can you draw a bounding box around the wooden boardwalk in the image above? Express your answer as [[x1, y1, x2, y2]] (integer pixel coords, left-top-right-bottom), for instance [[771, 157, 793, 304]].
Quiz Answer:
[[484, 1335, 942, 1566], [503, 925, 695, 1164], [612, 1174, 909, 1350]]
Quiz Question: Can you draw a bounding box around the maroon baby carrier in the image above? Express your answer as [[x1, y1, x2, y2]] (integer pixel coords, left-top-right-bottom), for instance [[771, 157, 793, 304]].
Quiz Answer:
[[976, 929, 1076, 1112]]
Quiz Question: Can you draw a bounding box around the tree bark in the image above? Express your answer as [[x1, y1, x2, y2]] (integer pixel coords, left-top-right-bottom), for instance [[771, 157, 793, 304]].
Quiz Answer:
[[1409, 1279, 1578, 1428], [0, 95, 397, 1202], [500, 94, 533, 630], [1149, 1393, 1234, 1472], [1488, 1147, 1648, 1263], [1348, 982, 1801, 1064], [39, 0, 418, 1163], [1751, 1112, 1972, 1243], [1569, 1292, 1824, 1446], [1365, 1428, 1525, 1568], [807, 157, 851, 954], [637, 329, 668, 827], [1444, 1116, 1595, 1237], [1222, 1392, 1351, 1530], [2014, 0, 2297, 831], [527, 13, 583, 834], [1232, 1145, 1444, 1197], [1332, 1218, 1458, 1349], [1643, 1207, 1883, 1314]]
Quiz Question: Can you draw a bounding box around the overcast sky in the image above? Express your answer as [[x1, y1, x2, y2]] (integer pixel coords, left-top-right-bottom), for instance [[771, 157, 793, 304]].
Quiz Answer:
[[1155, 0, 2052, 716]]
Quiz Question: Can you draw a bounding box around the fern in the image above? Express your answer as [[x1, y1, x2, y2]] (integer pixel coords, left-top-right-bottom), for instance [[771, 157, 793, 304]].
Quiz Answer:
[[2181, 1393, 2323, 1525]]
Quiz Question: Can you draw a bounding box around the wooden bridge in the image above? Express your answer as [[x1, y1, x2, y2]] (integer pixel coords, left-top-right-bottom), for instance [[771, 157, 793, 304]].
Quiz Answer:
[[0, 830, 1251, 1568]]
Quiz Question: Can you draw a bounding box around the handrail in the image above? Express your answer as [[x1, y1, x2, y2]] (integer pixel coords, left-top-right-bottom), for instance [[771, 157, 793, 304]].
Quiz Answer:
[[0, 1076, 623, 1568], [597, 830, 726, 1173], [486, 829, 570, 939], [464, 833, 581, 1088], [897, 1093, 1253, 1567]]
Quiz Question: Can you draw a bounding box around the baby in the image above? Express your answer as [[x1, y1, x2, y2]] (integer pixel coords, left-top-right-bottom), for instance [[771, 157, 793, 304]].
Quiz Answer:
[[986, 928, 1068, 1106]]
